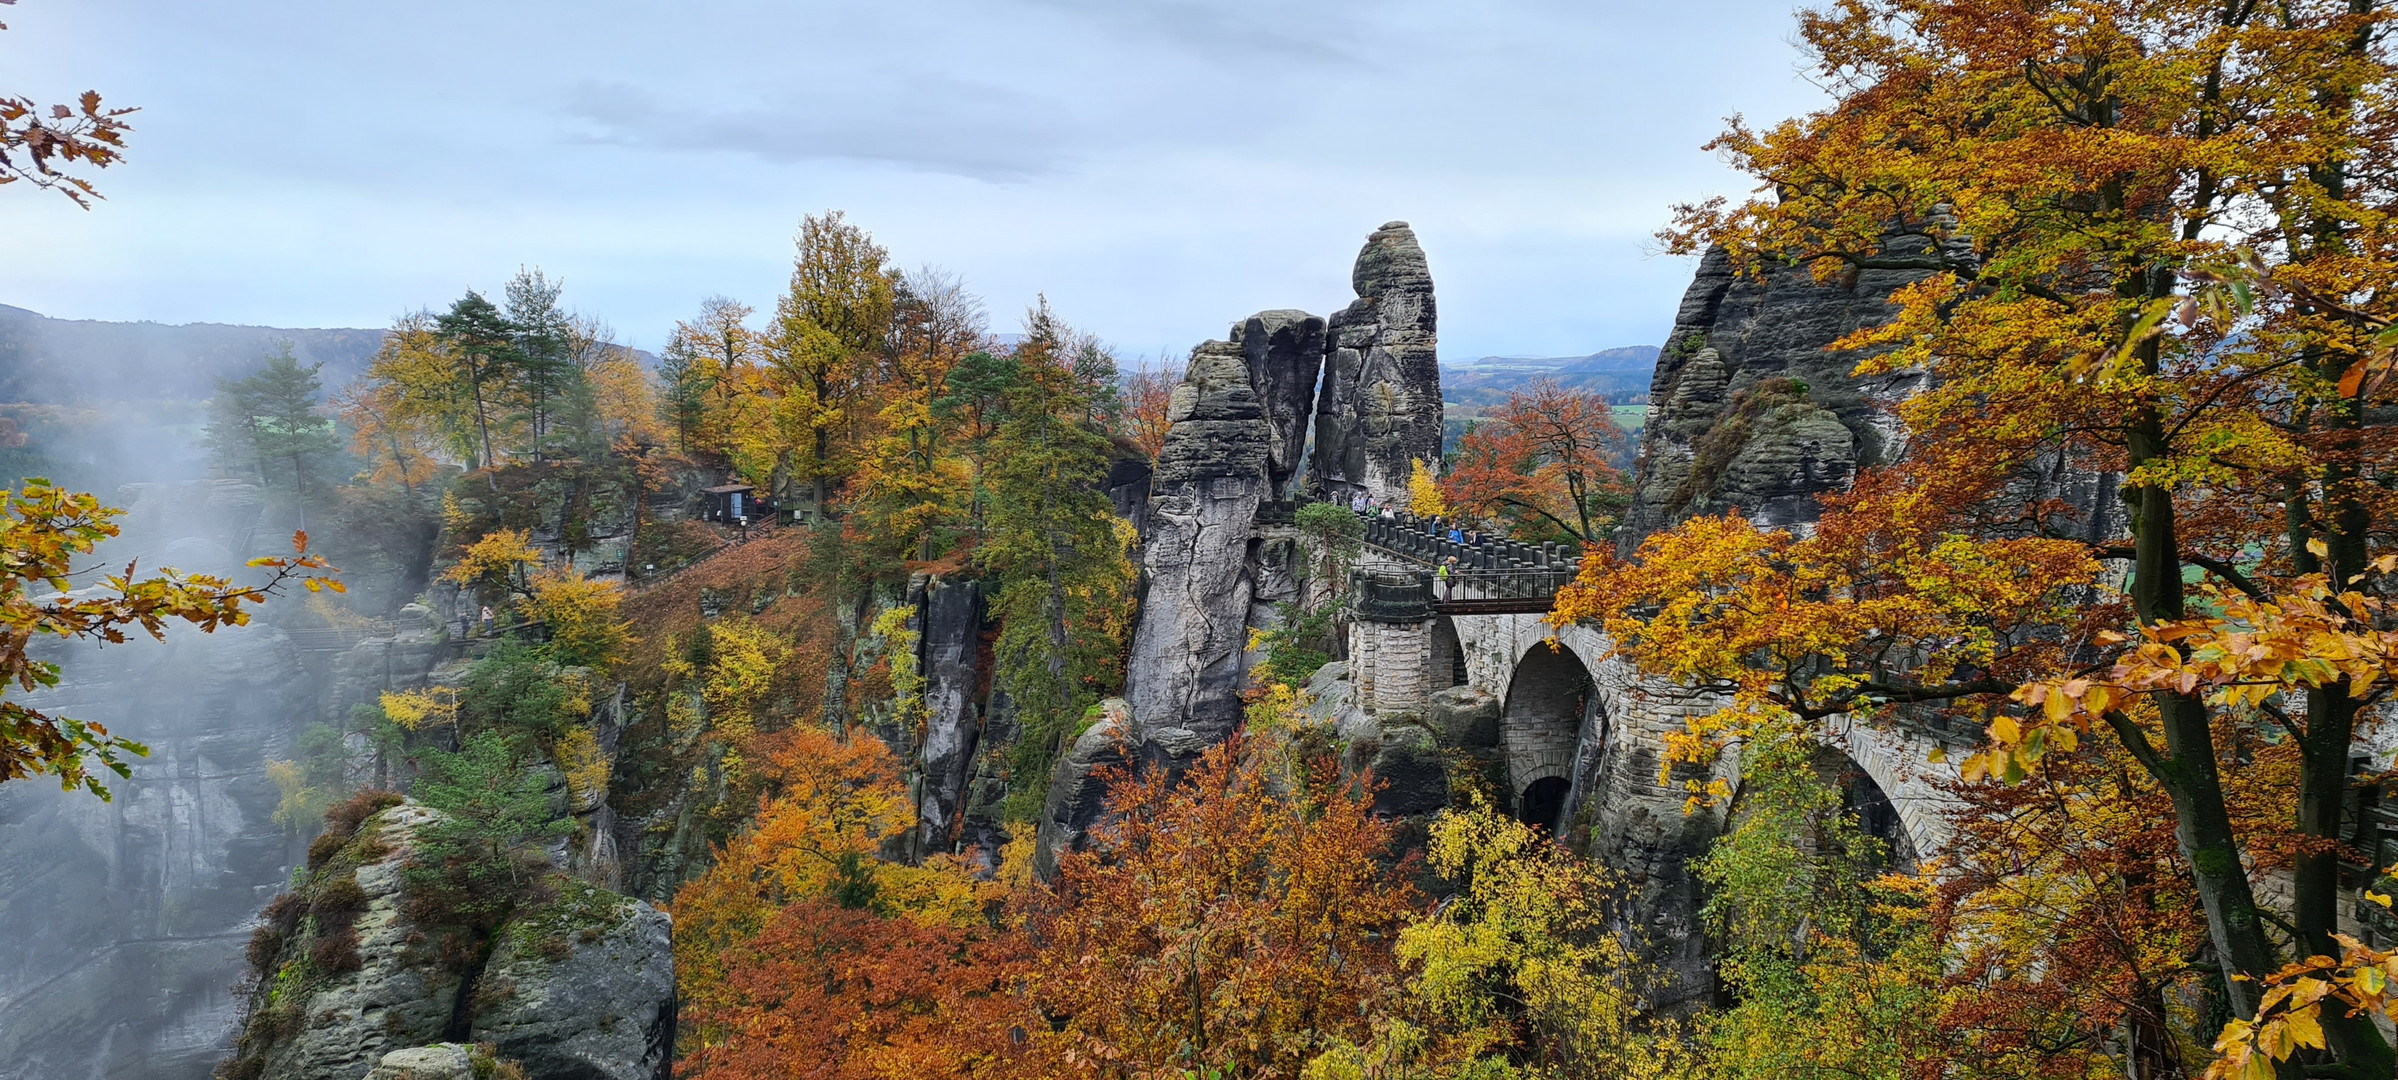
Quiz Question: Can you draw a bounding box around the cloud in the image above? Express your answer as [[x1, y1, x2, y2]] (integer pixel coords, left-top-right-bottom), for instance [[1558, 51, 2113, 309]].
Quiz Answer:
[[560, 77, 1080, 183], [1006, 0, 1363, 65]]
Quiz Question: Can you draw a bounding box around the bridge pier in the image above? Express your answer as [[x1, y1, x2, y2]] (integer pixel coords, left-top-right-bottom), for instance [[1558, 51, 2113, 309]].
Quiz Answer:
[[1349, 570, 1436, 718]]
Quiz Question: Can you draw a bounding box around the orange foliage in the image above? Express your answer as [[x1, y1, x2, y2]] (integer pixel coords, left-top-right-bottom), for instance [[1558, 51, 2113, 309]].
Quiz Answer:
[[1027, 737, 1422, 1078], [676, 900, 1036, 1080], [1440, 379, 1626, 546], [1120, 367, 1175, 462]]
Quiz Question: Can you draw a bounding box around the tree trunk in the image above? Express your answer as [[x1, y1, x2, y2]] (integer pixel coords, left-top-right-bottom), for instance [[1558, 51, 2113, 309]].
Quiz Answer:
[[2126, 408, 2284, 1022]]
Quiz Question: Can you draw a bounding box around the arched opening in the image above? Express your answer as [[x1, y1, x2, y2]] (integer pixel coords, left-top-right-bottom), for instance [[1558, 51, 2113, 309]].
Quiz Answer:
[[1822, 747, 1918, 872], [1431, 616, 1466, 690], [1519, 775, 1571, 831], [1501, 644, 1592, 822]]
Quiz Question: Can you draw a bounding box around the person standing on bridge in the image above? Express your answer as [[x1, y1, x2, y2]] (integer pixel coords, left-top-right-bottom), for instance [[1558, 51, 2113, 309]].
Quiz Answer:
[[1350, 490, 1370, 514], [1438, 556, 1456, 600]]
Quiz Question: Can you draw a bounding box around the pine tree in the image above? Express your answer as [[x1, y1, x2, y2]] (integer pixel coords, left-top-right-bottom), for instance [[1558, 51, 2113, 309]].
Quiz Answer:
[[977, 301, 1135, 800], [433, 290, 520, 475], [205, 344, 340, 523]]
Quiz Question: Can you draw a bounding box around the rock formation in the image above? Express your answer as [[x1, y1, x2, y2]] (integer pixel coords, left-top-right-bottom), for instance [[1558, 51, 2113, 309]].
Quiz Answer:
[[912, 576, 988, 857], [1123, 338, 1273, 753], [218, 801, 673, 1080], [1038, 223, 1453, 873], [1312, 222, 1442, 505], [1621, 243, 1932, 544], [1232, 309, 1326, 499]]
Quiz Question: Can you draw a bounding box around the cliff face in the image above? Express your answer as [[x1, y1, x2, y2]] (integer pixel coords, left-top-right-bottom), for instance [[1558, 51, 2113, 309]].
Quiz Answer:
[[912, 577, 988, 858], [1039, 223, 1448, 873], [1621, 244, 1932, 544], [218, 801, 673, 1080], [0, 482, 452, 1080], [1124, 338, 1274, 757]]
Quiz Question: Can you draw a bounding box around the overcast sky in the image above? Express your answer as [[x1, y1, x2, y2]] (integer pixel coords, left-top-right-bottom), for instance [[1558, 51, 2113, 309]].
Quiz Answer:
[[0, 0, 1827, 362]]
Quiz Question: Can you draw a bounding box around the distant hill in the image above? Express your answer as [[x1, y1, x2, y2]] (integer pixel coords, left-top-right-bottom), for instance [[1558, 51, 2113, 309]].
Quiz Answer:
[[1441, 345, 1659, 409], [0, 304, 387, 406]]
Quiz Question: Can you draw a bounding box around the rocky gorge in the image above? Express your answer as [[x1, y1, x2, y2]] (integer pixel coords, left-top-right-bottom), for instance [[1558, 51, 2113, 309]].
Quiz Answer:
[[4, 219, 1958, 1077]]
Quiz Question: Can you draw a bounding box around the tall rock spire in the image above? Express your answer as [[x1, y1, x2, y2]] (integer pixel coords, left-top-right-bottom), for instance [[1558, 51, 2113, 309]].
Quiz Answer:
[[1311, 221, 1442, 505]]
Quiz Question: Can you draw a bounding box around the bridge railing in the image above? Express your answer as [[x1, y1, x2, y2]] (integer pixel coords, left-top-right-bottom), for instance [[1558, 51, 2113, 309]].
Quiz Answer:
[[1352, 508, 1584, 602]]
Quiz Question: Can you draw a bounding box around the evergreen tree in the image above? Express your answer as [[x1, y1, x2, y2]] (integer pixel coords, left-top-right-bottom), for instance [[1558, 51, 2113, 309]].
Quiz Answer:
[[433, 290, 520, 474], [404, 730, 571, 928], [204, 344, 340, 522], [503, 268, 580, 463], [976, 302, 1135, 806]]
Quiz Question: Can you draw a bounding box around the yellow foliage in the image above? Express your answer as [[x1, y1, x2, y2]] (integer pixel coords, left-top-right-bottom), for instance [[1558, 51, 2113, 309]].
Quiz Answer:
[[1407, 457, 1448, 518], [871, 605, 924, 737], [555, 726, 610, 810], [443, 528, 542, 589], [380, 687, 460, 731], [524, 567, 632, 669], [1399, 800, 1683, 1075], [266, 758, 333, 831], [663, 618, 789, 747]]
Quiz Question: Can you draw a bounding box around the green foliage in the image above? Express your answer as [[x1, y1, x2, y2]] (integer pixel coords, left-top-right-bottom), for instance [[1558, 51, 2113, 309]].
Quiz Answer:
[[205, 344, 343, 504], [460, 639, 581, 744], [1296, 500, 1365, 586], [1692, 724, 1940, 1080], [1252, 602, 1335, 692], [403, 731, 572, 945], [978, 304, 1136, 812]]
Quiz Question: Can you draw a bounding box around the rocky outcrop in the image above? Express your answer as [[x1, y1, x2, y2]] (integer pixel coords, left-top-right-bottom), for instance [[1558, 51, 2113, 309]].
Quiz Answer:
[[1032, 699, 1134, 880], [219, 802, 673, 1080], [1124, 339, 1273, 754], [471, 886, 676, 1080], [1621, 243, 1932, 545], [1312, 222, 1442, 505], [364, 1044, 501, 1080], [912, 577, 988, 857], [1232, 309, 1326, 499]]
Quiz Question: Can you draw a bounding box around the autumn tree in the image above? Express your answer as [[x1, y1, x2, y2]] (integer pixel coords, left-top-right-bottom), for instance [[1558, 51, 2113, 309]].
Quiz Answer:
[[1561, 2, 2398, 1074], [661, 295, 769, 465], [1120, 365, 1176, 462], [0, 1, 135, 207], [1441, 379, 1628, 546], [1029, 736, 1421, 1079], [1376, 798, 1685, 1078], [676, 900, 1034, 1080], [0, 482, 337, 797], [672, 726, 998, 1039], [769, 211, 899, 509], [850, 268, 984, 562]]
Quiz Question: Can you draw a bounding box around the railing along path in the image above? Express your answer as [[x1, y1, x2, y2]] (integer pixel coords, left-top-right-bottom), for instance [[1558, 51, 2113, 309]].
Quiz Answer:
[[1349, 507, 1583, 615]]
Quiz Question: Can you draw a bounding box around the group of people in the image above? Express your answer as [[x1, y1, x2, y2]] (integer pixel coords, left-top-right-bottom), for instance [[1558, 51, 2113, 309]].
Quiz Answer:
[[1341, 487, 1480, 600]]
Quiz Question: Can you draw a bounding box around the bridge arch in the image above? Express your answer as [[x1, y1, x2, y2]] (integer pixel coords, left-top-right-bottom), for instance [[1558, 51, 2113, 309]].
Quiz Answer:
[[1430, 616, 1467, 692], [1501, 642, 1593, 830], [1722, 741, 1922, 873]]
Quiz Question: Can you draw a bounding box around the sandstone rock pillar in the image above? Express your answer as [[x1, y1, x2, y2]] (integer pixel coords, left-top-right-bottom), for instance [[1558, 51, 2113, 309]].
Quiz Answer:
[[1312, 222, 1442, 506]]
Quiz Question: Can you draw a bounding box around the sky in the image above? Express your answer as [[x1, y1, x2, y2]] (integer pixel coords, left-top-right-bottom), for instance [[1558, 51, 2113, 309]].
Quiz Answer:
[[0, 0, 1830, 363]]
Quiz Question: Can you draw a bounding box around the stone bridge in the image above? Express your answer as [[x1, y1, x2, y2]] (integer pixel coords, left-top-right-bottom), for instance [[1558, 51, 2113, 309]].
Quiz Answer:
[[1342, 545, 1969, 1007], [1346, 509, 1961, 862]]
